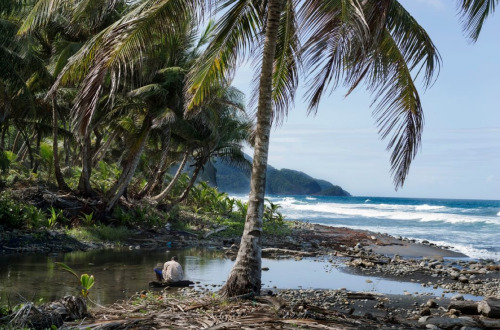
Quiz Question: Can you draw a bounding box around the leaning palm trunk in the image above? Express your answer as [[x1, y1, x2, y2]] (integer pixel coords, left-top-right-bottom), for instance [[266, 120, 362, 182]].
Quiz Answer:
[[219, 0, 283, 297], [151, 150, 189, 202], [92, 129, 118, 167], [52, 98, 70, 191], [32, 129, 42, 173], [137, 132, 170, 198], [175, 160, 203, 204], [78, 134, 93, 195], [105, 116, 152, 211]]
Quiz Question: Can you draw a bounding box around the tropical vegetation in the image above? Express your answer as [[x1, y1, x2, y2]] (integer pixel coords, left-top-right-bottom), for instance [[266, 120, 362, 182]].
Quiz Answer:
[[0, 0, 497, 299]]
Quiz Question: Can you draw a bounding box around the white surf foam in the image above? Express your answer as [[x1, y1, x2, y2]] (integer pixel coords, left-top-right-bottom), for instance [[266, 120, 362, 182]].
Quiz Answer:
[[415, 204, 445, 211], [274, 199, 500, 225]]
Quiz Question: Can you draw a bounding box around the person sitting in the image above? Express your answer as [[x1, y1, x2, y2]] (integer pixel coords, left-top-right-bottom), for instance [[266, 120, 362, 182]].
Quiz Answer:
[[153, 256, 183, 283]]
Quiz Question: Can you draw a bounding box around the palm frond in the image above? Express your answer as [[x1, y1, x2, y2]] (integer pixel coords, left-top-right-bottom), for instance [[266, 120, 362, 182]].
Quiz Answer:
[[186, 0, 264, 111], [459, 0, 498, 42], [270, 0, 300, 125], [360, 29, 424, 189], [17, 0, 69, 36], [300, 0, 369, 113], [52, 0, 201, 137]]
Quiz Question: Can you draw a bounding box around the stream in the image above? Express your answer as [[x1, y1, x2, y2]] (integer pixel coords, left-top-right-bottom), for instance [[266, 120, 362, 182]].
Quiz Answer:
[[0, 248, 479, 305]]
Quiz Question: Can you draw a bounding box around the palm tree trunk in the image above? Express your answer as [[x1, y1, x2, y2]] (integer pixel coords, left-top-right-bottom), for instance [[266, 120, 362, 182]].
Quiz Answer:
[[32, 128, 41, 173], [152, 150, 189, 202], [92, 129, 118, 166], [78, 134, 93, 195], [137, 131, 170, 198], [220, 0, 283, 297], [175, 161, 203, 204], [105, 115, 152, 211], [11, 131, 20, 153], [17, 126, 34, 168], [62, 117, 71, 167], [52, 98, 70, 191]]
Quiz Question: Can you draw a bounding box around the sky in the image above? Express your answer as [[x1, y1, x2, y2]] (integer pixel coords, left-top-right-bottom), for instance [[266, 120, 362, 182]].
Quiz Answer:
[[229, 0, 500, 200]]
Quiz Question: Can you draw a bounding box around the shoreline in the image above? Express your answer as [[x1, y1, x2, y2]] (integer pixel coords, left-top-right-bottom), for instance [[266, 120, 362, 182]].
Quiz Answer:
[[2, 221, 500, 328]]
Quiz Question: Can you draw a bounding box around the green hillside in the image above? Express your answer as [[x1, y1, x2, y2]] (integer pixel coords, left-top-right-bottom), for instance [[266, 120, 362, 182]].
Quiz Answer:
[[211, 156, 350, 196]]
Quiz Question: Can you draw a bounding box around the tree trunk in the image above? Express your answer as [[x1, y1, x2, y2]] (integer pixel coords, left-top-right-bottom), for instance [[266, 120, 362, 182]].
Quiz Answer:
[[17, 126, 34, 169], [78, 134, 93, 196], [175, 161, 203, 204], [152, 150, 189, 202], [105, 115, 152, 211], [52, 98, 70, 191], [0, 123, 5, 151], [92, 129, 118, 166], [32, 127, 42, 173], [219, 0, 283, 297], [11, 131, 21, 153], [136, 131, 170, 199], [62, 116, 71, 167]]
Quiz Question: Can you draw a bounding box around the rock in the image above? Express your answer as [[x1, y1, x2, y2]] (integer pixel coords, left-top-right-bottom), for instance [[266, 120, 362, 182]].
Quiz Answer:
[[451, 294, 464, 301], [349, 259, 374, 268], [478, 297, 500, 318], [448, 301, 479, 315], [423, 316, 479, 329], [480, 317, 500, 328], [426, 299, 438, 308], [458, 276, 469, 284], [418, 316, 433, 324], [420, 307, 432, 316], [262, 267, 269, 271]]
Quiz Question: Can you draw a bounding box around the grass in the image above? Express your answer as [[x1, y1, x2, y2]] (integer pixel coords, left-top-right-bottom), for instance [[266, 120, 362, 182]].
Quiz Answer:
[[66, 225, 131, 242]]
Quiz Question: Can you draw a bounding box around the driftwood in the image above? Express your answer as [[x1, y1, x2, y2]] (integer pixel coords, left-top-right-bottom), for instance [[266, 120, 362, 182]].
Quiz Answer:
[[478, 298, 500, 318], [448, 301, 479, 315], [346, 292, 383, 300], [261, 248, 316, 257], [149, 280, 194, 288], [203, 226, 229, 239]]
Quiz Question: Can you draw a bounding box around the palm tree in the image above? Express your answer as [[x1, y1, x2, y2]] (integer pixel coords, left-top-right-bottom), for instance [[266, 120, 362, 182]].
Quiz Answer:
[[187, 0, 444, 297], [188, 0, 302, 297], [46, 0, 203, 195], [174, 87, 250, 204]]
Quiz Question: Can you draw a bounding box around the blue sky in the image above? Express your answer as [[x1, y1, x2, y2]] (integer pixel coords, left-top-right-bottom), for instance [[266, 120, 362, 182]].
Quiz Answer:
[[230, 0, 500, 200]]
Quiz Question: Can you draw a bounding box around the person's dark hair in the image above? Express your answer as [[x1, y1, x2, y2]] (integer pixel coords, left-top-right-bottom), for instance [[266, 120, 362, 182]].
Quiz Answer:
[[171, 256, 178, 261]]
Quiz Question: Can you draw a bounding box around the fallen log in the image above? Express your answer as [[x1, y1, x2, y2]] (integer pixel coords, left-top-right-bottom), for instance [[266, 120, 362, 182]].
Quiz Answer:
[[203, 226, 228, 239], [346, 292, 383, 300], [261, 248, 316, 257], [478, 298, 500, 318], [448, 301, 479, 315], [148, 280, 194, 288]]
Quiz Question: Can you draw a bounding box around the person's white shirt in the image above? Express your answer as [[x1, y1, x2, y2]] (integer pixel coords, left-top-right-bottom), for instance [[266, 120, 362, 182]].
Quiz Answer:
[[162, 260, 183, 282]]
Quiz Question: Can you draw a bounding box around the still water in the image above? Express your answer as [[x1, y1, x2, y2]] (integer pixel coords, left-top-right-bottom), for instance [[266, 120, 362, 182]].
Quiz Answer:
[[0, 248, 476, 305]]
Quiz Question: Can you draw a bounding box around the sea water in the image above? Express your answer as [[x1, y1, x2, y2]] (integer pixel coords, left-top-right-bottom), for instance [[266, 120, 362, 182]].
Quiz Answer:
[[245, 195, 500, 260]]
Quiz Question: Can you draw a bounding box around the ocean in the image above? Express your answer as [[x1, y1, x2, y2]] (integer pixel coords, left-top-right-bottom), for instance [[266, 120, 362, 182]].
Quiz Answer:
[[241, 195, 500, 260]]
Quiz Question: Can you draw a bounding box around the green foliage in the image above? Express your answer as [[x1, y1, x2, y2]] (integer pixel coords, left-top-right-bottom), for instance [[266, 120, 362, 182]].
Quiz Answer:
[[0, 193, 46, 229], [46, 207, 64, 228], [112, 205, 167, 228], [55, 262, 95, 299], [79, 212, 94, 226], [183, 182, 289, 237], [0, 151, 10, 173], [66, 225, 131, 242], [92, 161, 121, 193], [37, 142, 54, 180]]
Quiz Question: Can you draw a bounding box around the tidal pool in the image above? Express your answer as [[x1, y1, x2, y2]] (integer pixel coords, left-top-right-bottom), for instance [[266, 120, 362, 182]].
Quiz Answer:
[[0, 248, 478, 305]]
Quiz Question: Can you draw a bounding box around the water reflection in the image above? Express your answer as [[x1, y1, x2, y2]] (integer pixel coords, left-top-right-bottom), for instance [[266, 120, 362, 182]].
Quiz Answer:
[[0, 248, 479, 306]]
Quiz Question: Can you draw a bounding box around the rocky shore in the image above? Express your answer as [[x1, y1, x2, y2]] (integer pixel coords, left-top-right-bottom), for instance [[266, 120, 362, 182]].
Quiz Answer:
[[2, 221, 500, 329]]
